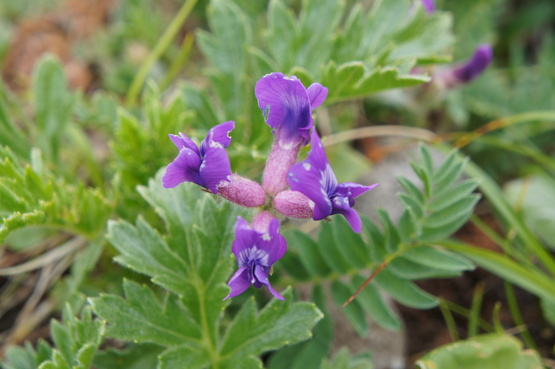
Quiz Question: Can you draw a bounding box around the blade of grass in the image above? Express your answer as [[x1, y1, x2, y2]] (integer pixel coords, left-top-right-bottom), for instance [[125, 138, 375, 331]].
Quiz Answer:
[[439, 298, 459, 341], [436, 240, 555, 305], [125, 0, 198, 107], [461, 156, 555, 276], [504, 281, 538, 350], [160, 33, 195, 91], [468, 283, 485, 337]]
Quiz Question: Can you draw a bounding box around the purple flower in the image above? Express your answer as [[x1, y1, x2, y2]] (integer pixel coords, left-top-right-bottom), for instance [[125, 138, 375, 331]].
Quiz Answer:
[[453, 44, 493, 83], [255, 73, 328, 195], [255, 72, 327, 147], [288, 130, 378, 233], [162, 121, 234, 193], [224, 212, 287, 300]]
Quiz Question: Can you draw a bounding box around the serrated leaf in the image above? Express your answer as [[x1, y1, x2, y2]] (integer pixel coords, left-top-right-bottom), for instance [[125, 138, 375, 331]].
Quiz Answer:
[[267, 285, 333, 369], [323, 62, 429, 104], [0, 146, 112, 242], [90, 280, 201, 346], [93, 343, 163, 369], [108, 218, 190, 295], [220, 289, 323, 365]]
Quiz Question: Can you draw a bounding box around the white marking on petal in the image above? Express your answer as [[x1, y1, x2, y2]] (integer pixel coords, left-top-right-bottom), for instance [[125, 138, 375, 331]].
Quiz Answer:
[[303, 163, 311, 171], [262, 232, 271, 241], [209, 140, 223, 148]]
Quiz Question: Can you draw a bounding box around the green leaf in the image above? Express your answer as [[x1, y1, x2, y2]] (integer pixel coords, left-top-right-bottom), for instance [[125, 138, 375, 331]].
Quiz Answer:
[[0, 146, 112, 242], [7, 305, 106, 369], [196, 0, 251, 119], [267, 285, 333, 369], [331, 281, 367, 337], [374, 269, 438, 309], [320, 348, 373, 369], [90, 280, 202, 346], [108, 218, 190, 296], [416, 334, 543, 369], [401, 246, 475, 272], [351, 275, 401, 331], [32, 55, 74, 162], [428, 179, 479, 212], [0, 85, 29, 158], [219, 289, 323, 366], [322, 62, 429, 104], [285, 229, 333, 277], [93, 343, 163, 369]]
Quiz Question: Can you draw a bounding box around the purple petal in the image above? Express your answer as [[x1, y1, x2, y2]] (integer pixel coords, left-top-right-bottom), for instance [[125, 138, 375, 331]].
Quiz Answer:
[[288, 130, 336, 220], [199, 145, 231, 193], [331, 197, 363, 233], [307, 83, 328, 109], [258, 218, 287, 265], [204, 121, 234, 150], [421, 0, 435, 14], [231, 217, 258, 262], [169, 133, 199, 154], [223, 267, 251, 300], [255, 73, 312, 145], [453, 44, 493, 83], [161, 148, 203, 188], [254, 265, 284, 300], [335, 183, 378, 200]]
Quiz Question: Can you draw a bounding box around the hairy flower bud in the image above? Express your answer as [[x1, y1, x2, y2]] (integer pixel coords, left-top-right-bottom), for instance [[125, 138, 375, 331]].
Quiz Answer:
[[274, 190, 314, 219], [217, 174, 266, 208]]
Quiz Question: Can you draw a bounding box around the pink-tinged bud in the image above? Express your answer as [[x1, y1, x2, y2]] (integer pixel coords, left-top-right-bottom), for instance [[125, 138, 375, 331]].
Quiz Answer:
[[217, 174, 266, 207], [274, 190, 314, 219], [262, 140, 301, 196], [251, 211, 276, 233]]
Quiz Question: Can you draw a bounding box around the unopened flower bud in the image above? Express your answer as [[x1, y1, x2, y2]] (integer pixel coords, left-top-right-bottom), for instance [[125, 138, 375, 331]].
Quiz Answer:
[[251, 211, 276, 233], [274, 190, 314, 219], [218, 174, 266, 208]]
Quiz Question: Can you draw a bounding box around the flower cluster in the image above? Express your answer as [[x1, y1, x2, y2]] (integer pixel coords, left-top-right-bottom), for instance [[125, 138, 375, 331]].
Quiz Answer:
[[162, 72, 377, 300]]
